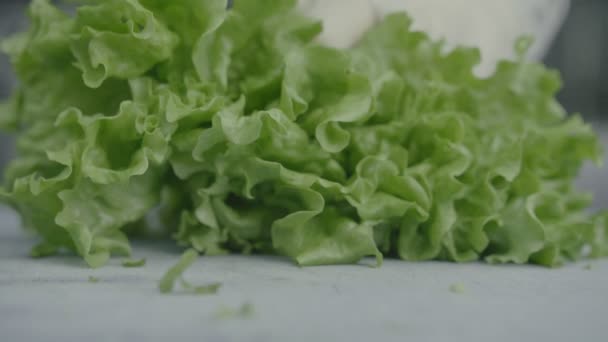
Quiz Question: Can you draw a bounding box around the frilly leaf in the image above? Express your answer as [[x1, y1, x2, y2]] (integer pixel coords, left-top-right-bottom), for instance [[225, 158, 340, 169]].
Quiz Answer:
[[71, 0, 178, 88], [1, 2, 605, 269]]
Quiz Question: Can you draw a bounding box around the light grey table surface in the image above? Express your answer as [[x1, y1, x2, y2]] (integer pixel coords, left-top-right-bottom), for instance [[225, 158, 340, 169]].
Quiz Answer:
[[1, 205, 607, 342]]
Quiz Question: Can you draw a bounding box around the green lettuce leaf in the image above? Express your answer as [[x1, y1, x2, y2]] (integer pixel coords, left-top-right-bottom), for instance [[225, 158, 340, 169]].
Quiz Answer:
[[1, 0, 605, 269], [71, 0, 179, 88]]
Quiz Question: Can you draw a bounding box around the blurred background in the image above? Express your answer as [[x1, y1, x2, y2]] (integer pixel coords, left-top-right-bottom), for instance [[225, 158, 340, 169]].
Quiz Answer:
[[0, 0, 606, 205]]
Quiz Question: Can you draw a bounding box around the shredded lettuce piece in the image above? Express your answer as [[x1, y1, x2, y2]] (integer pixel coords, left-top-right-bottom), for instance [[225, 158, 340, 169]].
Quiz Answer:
[[213, 302, 255, 320], [180, 279, 222, 295], [0, 0, 606, 270], [122, 258, 146, 267], [159, 248, 220, 294], [449, 283, 465, 294], [30, 242, 59, 258], [159, 249, 198, 293]]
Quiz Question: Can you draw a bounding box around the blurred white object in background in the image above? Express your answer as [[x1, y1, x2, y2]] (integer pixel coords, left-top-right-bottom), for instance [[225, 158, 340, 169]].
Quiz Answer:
[[300, 0, 570, 76], [298, 0, 376, 49]]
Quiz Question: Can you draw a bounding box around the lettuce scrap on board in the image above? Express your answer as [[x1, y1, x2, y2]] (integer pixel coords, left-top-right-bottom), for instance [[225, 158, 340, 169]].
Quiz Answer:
[[0, 0, 606, 269]]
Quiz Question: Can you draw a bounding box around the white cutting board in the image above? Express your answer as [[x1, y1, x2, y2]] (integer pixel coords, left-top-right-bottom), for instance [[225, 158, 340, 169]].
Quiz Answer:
[[1, 206, 607, 342]]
